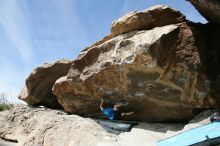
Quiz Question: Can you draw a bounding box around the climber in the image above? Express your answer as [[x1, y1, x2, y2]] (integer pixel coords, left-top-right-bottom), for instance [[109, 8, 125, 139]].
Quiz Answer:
[[210, 112, 220, 123], [100, 98, 134, 120]]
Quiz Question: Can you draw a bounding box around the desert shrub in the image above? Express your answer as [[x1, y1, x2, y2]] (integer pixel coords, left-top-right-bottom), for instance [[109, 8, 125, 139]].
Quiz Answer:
[[0, 93, 14, 111]]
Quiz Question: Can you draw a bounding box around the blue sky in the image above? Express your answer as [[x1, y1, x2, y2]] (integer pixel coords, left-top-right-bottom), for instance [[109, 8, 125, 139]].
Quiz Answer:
[[0, 0, 206, 102]]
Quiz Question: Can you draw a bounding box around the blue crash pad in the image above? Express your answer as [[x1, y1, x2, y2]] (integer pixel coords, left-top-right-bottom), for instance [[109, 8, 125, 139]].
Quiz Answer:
[[93, 118, 138, 135], [158, 122, 220, 146]]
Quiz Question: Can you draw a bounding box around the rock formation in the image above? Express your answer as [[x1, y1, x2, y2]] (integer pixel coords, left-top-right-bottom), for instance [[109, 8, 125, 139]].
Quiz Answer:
[[52, 6, 220, 122], [18, 59, 72, 109], [18, 5, 220, 122], [0, 105, 213, 146], [187, 0, 220, 24]]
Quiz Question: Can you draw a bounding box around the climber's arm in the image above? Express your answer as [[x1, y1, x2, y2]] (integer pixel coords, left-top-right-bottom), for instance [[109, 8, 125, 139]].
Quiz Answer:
[[121, 111, 134, 117], [100, 100, 104, 110]]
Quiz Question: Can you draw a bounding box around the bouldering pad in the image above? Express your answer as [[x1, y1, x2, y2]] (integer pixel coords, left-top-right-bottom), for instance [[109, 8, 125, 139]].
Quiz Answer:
[[93, 118, 138, 135]]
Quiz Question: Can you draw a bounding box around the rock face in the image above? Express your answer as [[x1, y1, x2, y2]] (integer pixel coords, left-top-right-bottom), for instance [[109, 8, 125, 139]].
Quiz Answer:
[[187, 0, 220, 24], [18, 59, 72, 109], [111, 5, 186, 36], [0, 105, 113, 146], [53, 21, 220, 122], [0, 105, 214, 146]]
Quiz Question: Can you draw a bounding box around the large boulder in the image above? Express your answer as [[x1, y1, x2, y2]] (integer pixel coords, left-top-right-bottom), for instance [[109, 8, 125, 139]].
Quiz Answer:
[[18, 59, 72, 109], [52, 21, 220, 122], [187, 0, 220, 24], [111, 5, 186, 36]]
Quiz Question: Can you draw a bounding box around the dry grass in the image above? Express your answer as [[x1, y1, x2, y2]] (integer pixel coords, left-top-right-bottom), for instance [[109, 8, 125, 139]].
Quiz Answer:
[[0, 93, 14, 111]]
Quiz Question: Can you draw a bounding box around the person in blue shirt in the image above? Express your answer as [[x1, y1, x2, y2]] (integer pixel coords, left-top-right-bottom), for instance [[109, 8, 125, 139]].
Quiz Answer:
[[100, 98, 134, 120], [210, 112, 220, 122]]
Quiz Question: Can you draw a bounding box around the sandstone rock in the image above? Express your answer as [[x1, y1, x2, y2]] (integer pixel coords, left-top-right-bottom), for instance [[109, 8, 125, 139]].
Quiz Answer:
[[53, 22, 220, 122], [18, 59, 72, 109], [111, 5, 186, 36], [187, 0, 220, 24]]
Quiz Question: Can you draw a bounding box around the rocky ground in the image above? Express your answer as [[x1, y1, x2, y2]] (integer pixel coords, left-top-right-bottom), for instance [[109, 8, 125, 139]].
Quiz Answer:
[[0, 139, 18, 146], [0, 105, 213, 146]]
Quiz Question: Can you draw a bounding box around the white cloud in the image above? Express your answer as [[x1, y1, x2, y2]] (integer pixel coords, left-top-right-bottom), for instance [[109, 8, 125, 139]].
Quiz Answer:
[[0, 0, 34, 64]]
